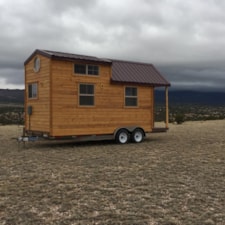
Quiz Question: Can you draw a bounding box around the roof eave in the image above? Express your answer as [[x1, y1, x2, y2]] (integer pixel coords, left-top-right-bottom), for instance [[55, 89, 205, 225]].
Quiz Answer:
[[24, 49, 112, 65], [111, 79, 171, 87], [24, 49, 52, 65], [51, 55, 112, 65]]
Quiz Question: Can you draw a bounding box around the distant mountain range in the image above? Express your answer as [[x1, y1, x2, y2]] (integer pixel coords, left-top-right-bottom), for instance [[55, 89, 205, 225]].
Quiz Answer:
[[155, 90, 225, 106], [0, 89, 225, 106], [0, 89, 24, 104]]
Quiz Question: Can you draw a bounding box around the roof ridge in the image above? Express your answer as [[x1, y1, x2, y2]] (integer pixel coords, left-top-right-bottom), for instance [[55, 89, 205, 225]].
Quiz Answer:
[[24, 49, 111, 64], [112, 59, 153, 66], [32, 50, 153, 65], [42, 49, 100, 59]]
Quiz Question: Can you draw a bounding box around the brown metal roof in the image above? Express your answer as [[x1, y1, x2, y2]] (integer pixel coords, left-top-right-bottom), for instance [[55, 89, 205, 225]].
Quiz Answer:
[[111, 60, 170, 87], [25, 49, 170, 87], [42, 50, 112, 63], [24, 49, 111, 65]]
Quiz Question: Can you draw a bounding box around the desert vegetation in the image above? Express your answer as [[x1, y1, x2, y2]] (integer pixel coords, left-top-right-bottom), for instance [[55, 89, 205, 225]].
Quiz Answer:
[[155, 104, 225, 123], [1, 104, 225, 125], [0, 105, 24, 125], [0, 120, 224, 224]]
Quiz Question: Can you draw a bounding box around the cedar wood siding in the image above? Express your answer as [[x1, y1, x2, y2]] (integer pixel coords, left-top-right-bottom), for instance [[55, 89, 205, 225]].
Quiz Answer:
[[25, 54, 51, 133], [50, 59, 154, 136], [25, 53, 154, 136]]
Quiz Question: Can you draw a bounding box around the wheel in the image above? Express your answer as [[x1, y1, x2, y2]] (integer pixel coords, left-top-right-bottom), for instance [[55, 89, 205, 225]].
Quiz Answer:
[[132, 129, 144, 143], [116, 129, 129, 144]]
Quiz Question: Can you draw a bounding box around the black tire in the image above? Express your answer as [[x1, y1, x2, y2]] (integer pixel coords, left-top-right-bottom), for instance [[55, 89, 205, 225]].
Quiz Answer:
[[132, 129, 144, 143], [115, 129, 129, 144]]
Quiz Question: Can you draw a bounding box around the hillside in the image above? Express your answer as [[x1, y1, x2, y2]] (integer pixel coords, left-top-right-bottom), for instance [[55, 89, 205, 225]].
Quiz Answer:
[[0, 89, 24, 104], [155, 90, 225, 106]]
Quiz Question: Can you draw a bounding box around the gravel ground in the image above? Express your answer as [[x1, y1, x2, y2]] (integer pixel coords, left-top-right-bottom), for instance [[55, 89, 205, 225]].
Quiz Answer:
[[0, 120, 225, 225]]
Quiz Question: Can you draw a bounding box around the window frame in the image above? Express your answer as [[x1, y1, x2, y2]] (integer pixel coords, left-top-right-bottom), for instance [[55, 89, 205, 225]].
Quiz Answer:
[[124, 86, 138, 107], [74, 64, 86, 74], [74, 64, 99, 76], [28, 83, 38, 99], [87, 65, 99, 75], [78, 83, 95, 107], [33, 57, 40, 73]]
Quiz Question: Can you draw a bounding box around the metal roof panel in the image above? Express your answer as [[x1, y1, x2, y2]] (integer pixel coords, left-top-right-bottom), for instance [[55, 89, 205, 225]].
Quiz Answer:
[[111, 60, 170, 86]]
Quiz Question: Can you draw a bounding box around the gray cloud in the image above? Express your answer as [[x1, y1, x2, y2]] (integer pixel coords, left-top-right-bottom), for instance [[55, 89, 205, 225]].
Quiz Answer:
[[158, 63, 225, 91], [0, 0, 225, 91]]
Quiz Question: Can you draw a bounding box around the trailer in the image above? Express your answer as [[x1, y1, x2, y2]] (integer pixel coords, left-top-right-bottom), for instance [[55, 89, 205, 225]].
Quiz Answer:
[[19, 49, 170, 144]]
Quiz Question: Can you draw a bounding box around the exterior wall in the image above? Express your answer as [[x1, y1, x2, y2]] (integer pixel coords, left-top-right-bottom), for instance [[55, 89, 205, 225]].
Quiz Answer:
[[50, 59, 154, 136], [25, 54, 51, 132]]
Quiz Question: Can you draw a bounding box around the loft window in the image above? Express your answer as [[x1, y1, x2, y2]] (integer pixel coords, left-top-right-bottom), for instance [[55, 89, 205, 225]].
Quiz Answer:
[[88, 65, 99, 75], [74, 64, 99, 76], [28, 83, 38, 99], [79, 84, 95, 106], [125, 87, 138, 107], [74, 64, 86, 74]]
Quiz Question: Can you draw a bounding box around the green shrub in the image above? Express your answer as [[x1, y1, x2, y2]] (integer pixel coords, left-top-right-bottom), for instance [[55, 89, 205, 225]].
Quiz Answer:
[[175, 113, 185, 124]]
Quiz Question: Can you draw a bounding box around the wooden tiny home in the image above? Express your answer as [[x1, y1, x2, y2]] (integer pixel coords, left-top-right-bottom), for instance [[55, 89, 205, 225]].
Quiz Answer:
[[24, 49, 170, 143]]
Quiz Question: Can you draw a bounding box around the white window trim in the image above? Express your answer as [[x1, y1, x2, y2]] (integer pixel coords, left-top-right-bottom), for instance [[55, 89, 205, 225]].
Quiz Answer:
[[78, 83, 95, 107], [74, 64, 99, 76], [125, 86, 138, 107], [28, 83, 38, 99]]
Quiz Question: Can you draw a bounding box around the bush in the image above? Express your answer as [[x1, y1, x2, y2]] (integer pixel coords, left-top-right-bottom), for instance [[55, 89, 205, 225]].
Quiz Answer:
[[0, 106, 24, 125], [175, 113, 185, 124]]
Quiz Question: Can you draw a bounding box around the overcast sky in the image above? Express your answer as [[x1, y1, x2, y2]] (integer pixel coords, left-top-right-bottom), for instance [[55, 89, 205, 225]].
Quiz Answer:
[[0, 0, 225, 91]]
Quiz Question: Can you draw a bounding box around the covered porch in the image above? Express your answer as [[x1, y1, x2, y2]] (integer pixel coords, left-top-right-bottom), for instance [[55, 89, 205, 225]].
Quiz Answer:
[[152, 86, 170, 133]]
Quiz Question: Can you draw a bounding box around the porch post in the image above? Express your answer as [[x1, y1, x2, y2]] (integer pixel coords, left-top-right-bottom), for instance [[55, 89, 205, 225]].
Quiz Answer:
[[165, 86, 169, 129]]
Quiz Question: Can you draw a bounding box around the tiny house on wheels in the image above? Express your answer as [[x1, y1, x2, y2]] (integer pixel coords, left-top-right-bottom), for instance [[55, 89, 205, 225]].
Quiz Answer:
[[22, 49, 170, 144]]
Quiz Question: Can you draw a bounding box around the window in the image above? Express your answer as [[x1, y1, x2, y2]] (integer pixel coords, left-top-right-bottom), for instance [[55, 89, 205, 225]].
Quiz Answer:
[[74, 64, 86, 74], [88, 65, 99, 75], [79, 84, 95, 106], [74, 64, 99, 76], [33, 57, 40, 72], [125, 87, 138, 107], [28, 83, 38, 99]]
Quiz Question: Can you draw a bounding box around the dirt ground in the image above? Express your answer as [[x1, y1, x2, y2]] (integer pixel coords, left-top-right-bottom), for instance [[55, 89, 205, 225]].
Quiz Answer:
[[0, 120, 225, 225]]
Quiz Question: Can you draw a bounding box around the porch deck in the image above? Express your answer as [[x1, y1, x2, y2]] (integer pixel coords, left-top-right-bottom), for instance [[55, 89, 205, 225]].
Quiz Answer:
[[151, 127, 169, 133]]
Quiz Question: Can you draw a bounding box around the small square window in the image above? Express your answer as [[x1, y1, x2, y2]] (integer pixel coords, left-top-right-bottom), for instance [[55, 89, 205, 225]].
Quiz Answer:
[[80, 84, 94, 95], [74, 64, 86, 74], [125, 98, 137, 106], [126, 87, 137, 96], [79, 96, 94, 106], [88, 65, 99, 75]]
